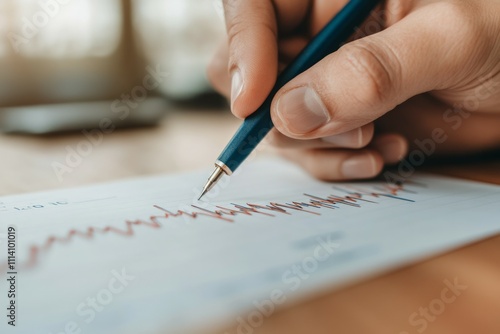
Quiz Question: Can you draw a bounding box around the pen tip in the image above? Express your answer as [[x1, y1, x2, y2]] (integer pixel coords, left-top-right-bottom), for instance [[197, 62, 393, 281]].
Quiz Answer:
[[198, 166, 226, 201], [197, 191, 206, 201]]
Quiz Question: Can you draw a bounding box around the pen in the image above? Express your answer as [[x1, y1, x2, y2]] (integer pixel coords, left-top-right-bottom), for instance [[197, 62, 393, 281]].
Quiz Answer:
[[199, 0, 380, 200]]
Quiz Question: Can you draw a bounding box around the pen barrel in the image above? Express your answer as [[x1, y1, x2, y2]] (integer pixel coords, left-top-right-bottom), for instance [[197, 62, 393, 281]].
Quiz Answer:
[[218, 97, 274, 173], [217, 0, 380, 173]]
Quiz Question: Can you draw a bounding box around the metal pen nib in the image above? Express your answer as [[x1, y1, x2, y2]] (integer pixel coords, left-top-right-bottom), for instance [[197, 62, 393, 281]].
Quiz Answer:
[[198, 166, 225, 200]]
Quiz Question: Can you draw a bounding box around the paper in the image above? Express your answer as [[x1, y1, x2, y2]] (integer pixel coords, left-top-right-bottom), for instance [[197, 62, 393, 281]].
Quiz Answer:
[[0, 159, 499, 333]]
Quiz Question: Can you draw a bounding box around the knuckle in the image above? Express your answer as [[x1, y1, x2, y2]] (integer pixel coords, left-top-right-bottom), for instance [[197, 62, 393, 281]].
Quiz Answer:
[[338, 41, 397, 108], [224, 0, 276, 47], [224, 2, 277, 71], [226, 18, 245, 50]]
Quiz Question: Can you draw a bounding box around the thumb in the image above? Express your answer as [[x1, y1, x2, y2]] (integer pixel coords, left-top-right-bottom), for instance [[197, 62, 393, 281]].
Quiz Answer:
[[270, 3, 476, 139]]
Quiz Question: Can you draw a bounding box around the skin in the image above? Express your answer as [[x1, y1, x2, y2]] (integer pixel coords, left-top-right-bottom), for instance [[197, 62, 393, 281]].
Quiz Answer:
[[207, 0, 500, 181]]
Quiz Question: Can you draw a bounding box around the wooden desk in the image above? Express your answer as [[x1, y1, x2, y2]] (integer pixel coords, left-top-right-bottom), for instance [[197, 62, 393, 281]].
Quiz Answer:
[[1, 108, 499, 334]]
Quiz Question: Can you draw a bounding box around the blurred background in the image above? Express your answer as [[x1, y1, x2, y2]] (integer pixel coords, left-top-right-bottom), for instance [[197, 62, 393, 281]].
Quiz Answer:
[[0, 0, 227, 133]]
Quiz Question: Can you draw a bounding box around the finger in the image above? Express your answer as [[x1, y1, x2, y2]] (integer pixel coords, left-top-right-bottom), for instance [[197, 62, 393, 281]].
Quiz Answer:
[[271, 131, 407, 164], [267, 123, 374, 149], [207, 36, 310, 99], [280, 148, 384, 181], [377, 95, 500, 156], [270, 2, 483, 139], [371, 133, 408, 164], [222, 0, 311, 118]]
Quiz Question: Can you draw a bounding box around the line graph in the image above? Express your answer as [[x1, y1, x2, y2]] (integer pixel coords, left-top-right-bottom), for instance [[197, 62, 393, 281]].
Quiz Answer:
[[0, 184, 415, 272]]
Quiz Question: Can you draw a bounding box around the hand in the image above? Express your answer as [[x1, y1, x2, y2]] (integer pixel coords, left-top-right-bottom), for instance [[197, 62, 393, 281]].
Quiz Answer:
[[207, 0, 500, 180]]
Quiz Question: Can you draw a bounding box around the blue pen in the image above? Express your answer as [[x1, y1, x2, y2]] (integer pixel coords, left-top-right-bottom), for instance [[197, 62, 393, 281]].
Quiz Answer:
[[199, 0, 380, 199]]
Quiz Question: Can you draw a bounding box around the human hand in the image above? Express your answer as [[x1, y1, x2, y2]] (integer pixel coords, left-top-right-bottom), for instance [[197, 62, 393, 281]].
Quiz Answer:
[[207, 0, 500, 180]]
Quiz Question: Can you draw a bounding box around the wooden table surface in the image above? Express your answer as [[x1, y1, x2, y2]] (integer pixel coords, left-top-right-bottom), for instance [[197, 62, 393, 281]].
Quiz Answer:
[[1, 107, 499, 334]]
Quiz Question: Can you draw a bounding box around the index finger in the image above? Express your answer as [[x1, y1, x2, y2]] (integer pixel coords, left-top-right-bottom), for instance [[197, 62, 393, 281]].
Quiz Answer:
[[222, 0, 311, 118]]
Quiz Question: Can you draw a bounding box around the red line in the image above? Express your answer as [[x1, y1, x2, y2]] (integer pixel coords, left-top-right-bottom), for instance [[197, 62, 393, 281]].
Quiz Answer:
[[0, 185, 410, 272]]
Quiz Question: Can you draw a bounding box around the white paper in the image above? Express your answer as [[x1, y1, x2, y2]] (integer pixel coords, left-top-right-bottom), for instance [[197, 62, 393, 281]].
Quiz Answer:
[[0, 159, 499, 334]]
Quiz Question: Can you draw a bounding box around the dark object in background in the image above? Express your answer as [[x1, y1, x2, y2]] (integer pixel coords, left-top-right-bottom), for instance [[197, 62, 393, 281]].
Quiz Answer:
[[0, 98, 167, 134], [0, 0, 224, 134]]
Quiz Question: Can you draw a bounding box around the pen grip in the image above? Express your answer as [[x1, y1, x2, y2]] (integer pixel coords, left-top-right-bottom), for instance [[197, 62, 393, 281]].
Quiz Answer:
[[218, 0, 380, 173]]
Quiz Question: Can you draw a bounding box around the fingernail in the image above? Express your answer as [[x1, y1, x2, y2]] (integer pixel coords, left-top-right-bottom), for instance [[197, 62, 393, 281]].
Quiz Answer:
[[231, 69, 243, 109], [276, 86, 329, 135], [322, 128, 362, 147], [341, 154, 376, 179]]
